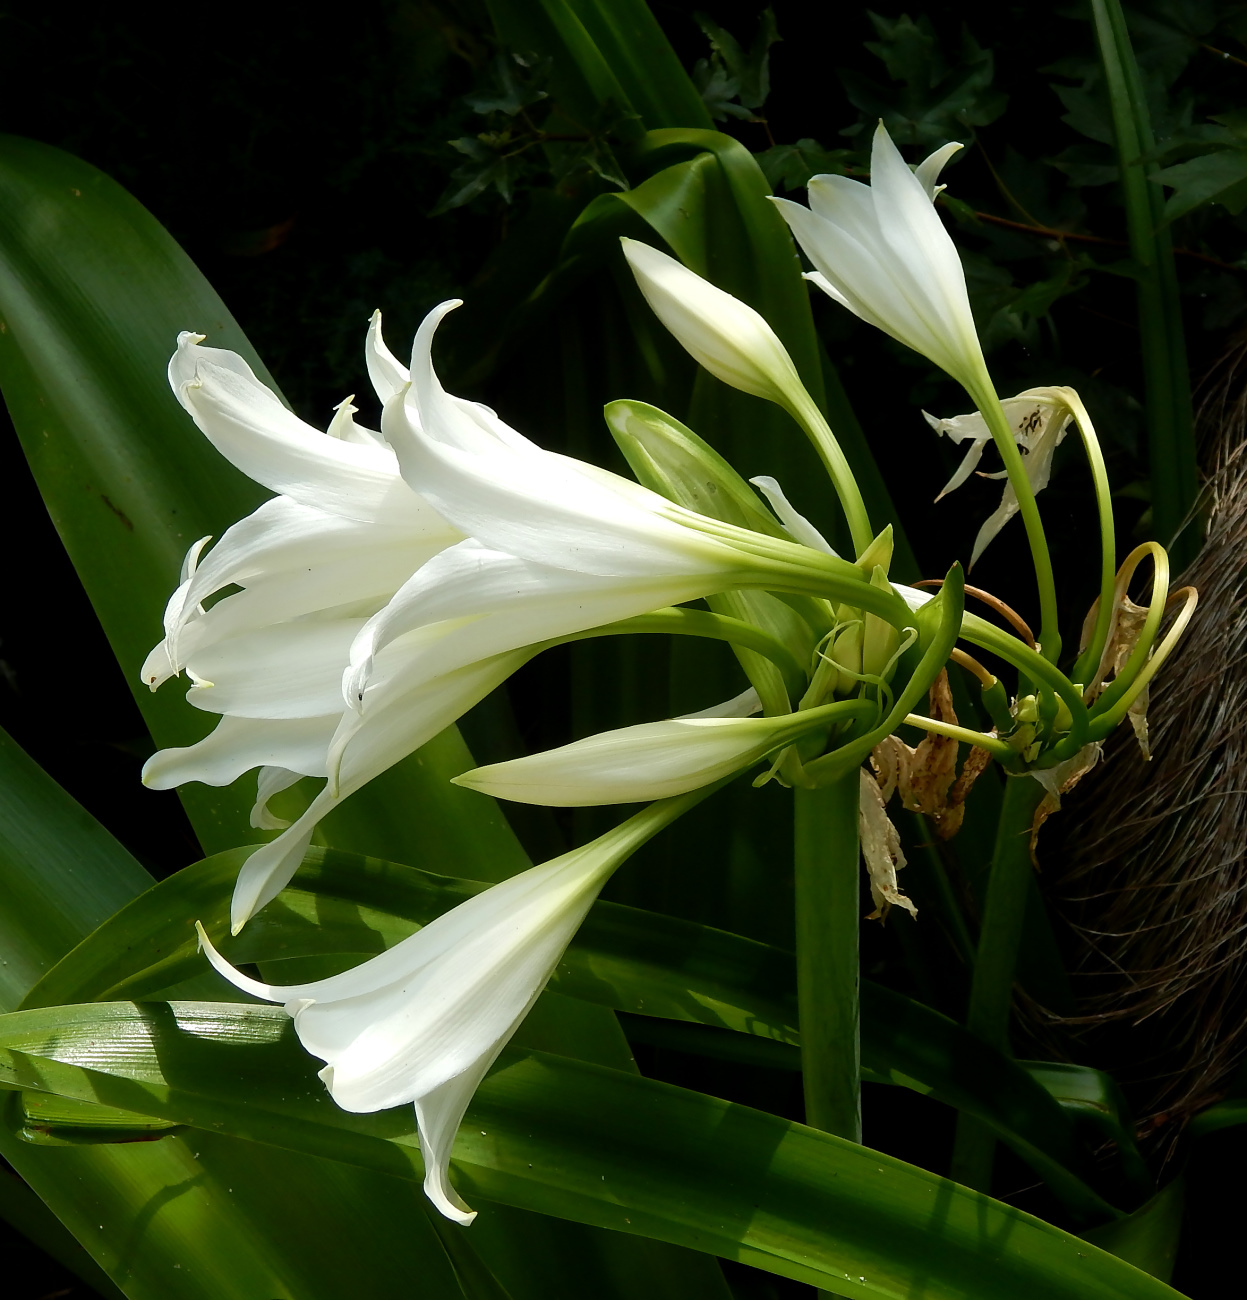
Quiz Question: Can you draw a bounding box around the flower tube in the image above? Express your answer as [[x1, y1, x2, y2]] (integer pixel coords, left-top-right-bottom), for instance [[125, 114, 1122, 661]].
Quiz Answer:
[[453, 695, 874, 806]]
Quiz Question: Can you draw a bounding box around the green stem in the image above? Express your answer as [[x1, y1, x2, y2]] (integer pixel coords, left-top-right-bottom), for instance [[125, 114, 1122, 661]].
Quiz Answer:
[[1063, 392, 1118, 686], [785, 390, 876, 558], [794, 773, 862, 1141], [975, 391, 1062, 663], [1091, 0, 1198, 568], [950, 775, 1047, 1191]]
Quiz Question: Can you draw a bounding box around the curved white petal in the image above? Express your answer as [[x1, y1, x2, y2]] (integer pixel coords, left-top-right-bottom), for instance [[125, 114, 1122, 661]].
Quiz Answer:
[[749, 476, 837, 555], [366, 310, 410, 405], [252, 766, 304, 830], [168, 333, 423, 525], [380, 303, 743, 578], [142, 714, 338, 789], [230, 651, 526, 932], [199, 837, 619, 1222]]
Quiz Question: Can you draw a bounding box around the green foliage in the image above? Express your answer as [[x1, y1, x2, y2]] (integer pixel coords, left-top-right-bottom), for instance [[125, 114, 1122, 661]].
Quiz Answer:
[[839, 12, 1008, 146], [691, 8, 781, 122]]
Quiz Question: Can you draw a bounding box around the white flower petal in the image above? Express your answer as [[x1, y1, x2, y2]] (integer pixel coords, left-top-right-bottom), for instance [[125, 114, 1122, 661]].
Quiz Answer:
[[230, 652, 526, 931], [185, 621, 365, 719], [620, 238, 804, 405], [200, 832, 626, 1225], [345, 539, 723, 707], [168, 333, 423, 524], [677, 687, 762, 719], [381, 303, 743, 578], [366, 310, 410, 405], [749, 475, 838, 555], [251, 766, 304, 830], [454, 712, 821, 806], [142, 714, 338, 789]]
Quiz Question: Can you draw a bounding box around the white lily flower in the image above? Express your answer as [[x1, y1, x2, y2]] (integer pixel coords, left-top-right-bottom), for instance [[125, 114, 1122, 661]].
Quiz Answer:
[[924, 388, 1073, 566], [379, 299, 854, 590], [140, 324, 507, 932], [453, 694, 861, 807], [771, 124, 989, 398], [195, 820, 646, 1225], [620, 238, 810, 411]]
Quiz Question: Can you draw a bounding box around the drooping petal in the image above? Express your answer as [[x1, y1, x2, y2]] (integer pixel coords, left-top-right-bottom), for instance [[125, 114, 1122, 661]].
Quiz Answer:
[[229, 651, 527, 931], [168, 332, 424, 525], [381, 303, 745, 578], [251, 766, 305, 830], [142, 714, 339, 789], [199, 836, 621, 1225]]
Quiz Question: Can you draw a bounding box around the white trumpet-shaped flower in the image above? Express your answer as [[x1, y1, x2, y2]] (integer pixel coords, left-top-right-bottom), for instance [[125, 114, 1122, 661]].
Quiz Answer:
[[924, 387, 1074, 565], [772, 124, 989, 399], [620, 238, 810, 411], [195, 797, 693, 1225], [453, 692, 865, 807], [145, 308, 868, 933]]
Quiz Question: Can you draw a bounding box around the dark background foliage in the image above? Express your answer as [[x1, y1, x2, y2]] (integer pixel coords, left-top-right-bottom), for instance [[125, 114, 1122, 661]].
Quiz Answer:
[[3, 2, 1247, 1294]]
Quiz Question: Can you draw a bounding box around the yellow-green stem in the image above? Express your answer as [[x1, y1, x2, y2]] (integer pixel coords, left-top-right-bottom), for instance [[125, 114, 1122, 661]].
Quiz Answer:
[[974, 391, 1062, 662]]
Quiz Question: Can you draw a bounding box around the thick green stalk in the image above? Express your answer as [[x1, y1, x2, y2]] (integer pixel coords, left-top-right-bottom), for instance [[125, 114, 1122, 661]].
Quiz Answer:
[[950, 775, 1047, 1191], [794, 774, 862, 1142], [1091, 0, 1198, 567]]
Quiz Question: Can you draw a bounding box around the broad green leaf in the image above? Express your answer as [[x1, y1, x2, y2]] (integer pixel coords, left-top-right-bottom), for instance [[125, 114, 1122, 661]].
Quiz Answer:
[[0, 725, 149, 1009], [24, 845, 1116, 1221], [0, 724, 474, 1300], [0, 1000, 1183, 1300], [1152, 146, 1247, 220], [1083, 1179, 1184, 1284]]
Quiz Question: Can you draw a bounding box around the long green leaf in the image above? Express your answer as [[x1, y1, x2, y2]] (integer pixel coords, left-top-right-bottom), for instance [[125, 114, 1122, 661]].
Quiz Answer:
[[0, 724, 476, 1300], [0, 1000, 1181, 1300], [1090, 0, 1198, 563], [23, 845, 1118, 1221]]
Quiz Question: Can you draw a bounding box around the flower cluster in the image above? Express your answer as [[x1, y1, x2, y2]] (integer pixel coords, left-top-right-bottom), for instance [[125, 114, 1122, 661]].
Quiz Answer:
[[148, 123, 1194, 1224]]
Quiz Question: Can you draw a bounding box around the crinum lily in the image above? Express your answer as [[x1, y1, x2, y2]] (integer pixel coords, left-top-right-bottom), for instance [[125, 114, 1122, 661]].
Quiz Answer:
[[195, 788, 712, 1225], [146, 307, 907, 933]]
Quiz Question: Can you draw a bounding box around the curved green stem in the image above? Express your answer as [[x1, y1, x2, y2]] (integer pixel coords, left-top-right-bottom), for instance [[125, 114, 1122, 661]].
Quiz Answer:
[[1063, 391, 1118, 686], [901, 714, 1014, 763], [959, 611, 1089, 749], [1091, 543, 1170, 719], [973, 388, 1062, 662], [1091, 585, 1197, 736], [784, 389, 875, 558]]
